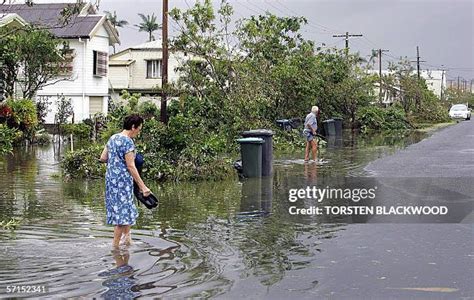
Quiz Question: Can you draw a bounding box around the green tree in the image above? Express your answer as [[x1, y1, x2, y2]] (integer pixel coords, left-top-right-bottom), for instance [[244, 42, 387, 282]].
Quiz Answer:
[[0, 26, 72, 99], [135, 13, 161, 42], [444, 87, 474, 107], [104, 10, 128, 53], [170, 0, 377, 133], [105, 10, 129, 28], [55, 94, 73, 153]]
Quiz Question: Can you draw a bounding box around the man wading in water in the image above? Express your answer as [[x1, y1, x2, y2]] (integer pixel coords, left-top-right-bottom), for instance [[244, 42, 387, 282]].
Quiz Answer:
[[303, 106, 319, 162]]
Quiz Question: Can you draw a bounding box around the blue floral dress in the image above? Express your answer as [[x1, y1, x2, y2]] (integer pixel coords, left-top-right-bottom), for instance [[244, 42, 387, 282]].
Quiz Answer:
[[105, 134, 139, 225]]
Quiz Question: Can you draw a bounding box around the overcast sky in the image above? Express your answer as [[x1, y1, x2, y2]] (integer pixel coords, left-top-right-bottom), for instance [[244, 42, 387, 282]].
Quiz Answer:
[[38, 0, 474, 81]]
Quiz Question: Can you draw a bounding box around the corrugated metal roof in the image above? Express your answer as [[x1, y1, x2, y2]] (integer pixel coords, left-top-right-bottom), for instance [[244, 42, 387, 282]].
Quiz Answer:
[[130, 40, 163, 50], [0, 3, 102, 38], [109, 59, 135, 66]]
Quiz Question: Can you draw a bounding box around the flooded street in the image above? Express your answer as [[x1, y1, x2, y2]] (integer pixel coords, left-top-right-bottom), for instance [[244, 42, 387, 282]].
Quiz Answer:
[[0, 130, 472, 299]]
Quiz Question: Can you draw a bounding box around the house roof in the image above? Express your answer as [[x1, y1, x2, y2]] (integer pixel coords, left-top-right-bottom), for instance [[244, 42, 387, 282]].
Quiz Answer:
[[110, 40, 183, 59], [0, 13, 28, 27], [130, 40, 163, 50], [109, 59, 135, 66], [0, 3, 119, 44]]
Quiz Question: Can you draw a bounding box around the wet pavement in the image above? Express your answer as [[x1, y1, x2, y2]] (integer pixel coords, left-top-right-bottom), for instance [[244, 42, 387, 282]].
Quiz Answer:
[[0, 127, 472, 299], [366, 119, 474, 178]]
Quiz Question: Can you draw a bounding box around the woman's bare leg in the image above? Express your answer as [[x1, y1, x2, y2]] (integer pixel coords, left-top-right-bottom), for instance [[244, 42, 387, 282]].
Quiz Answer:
[[113, 225, 124, 248], [122, 225, 132, 245]]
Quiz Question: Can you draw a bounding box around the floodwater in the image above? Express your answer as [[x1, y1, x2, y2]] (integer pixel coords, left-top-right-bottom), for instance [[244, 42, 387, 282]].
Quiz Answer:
[[0, 131, 472, 299]]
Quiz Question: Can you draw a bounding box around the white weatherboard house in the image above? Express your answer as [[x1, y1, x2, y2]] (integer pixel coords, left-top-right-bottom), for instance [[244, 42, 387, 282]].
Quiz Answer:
[[368, 69, 446, 104], [108, 40, 187, 102], [0, 2, 119, 124]]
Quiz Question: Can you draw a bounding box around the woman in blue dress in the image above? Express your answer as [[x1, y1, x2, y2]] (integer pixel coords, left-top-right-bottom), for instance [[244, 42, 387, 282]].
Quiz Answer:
[[99, 115, 151, 247]]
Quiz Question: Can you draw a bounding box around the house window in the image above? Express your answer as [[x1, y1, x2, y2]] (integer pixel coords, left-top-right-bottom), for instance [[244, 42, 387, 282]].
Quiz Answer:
[[146, 60, 162, 78], [93, 50, 108, 77], [89, 96, 104, 116]]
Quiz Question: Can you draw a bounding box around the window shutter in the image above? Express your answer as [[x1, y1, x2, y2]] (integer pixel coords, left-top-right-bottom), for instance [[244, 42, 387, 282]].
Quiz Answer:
[[97, 52, 108, 76]]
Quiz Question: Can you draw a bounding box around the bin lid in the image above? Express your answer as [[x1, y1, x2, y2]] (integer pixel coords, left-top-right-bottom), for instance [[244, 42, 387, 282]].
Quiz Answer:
[[332, 117, 343, 121], [242, 129, 274, 137], [237, 137, 265, 144], [322, 119, 335, 123], [276, 119, 290, 123]]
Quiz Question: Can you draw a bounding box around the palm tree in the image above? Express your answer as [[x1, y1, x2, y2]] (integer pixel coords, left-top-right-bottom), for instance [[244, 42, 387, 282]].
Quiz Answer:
[[104, 10, 128, 53], [104, 10, 129, 29], [135, 13, 161, 42]]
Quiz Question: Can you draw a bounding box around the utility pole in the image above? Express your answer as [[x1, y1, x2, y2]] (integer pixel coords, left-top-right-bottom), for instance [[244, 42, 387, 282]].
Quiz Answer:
[[377, 49, 389, 104], [447, 79, 454, 89], [410, 46, 426, 80], [457, 76, 461, 91], [410, 46, 425, 110], [416, 46, 420, 80], [160, 0, 169, 124], [440, 67, 446, 101], [332, 32, 363, 54]]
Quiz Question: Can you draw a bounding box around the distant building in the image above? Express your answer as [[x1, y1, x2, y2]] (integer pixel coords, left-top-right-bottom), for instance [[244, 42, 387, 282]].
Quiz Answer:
[[0, 3, 119, 124], [108, 40, 189, 103], [367, 69, 446, 104]]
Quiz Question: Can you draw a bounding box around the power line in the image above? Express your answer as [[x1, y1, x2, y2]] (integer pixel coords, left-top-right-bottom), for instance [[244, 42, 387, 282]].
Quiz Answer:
[[332, 32, 363, 53], [273, 0, 345, 34], [234, 0, 262, 15], [264, 0, 334, 34]]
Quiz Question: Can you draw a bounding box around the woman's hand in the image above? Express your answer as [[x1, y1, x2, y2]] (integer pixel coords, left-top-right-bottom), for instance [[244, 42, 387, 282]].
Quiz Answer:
[[99, 146, 108, 163], [141, 186, 151, 197]]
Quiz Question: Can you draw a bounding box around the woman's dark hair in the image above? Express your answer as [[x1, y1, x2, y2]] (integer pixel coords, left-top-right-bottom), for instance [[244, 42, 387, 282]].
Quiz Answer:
[[123, 114, 144, 130]]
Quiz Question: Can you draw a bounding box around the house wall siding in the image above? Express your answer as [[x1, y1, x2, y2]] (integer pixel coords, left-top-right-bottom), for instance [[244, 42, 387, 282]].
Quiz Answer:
[[36, 25, 111, 123], [109, 49, 186, 91], [109, 65, 129, 89]]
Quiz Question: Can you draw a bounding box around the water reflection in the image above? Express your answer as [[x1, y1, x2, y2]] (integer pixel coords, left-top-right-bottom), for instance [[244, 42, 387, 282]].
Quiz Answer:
[[2, 131, 457, 298], [304, 161, 318, 182], [239, 177, 273, 217], [100, 248, 138, 299], [326, 136, 343, 149]]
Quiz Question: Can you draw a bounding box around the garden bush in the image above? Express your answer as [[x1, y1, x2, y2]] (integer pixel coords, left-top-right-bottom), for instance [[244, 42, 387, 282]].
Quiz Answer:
[[60, 123, 92, 140], [35, 132, 51, 146], [357, 105, 409, 133], [410, 91, 451, 124], [0, 124, 17, 155], [61, 144, 106, 179], [5, 98, 38, 141]]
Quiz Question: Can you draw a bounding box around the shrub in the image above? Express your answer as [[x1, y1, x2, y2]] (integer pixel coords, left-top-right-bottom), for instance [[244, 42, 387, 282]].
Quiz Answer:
[[60, 123, 92, 140], [5, 98, 38, 140], [0, 103, 13, 123], [61, 145, 105, 178], [0, 124, 17, 155], [35, 132, 51, 145], [138, 100, 160, 119], [410, 91, 451, 124], [357, 105, 409, 133]]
